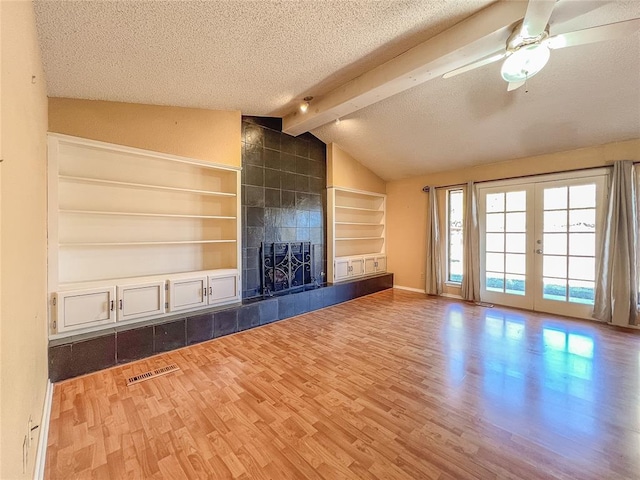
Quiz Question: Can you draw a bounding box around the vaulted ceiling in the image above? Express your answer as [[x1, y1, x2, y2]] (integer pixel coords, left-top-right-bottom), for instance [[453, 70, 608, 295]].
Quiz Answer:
[[34, 1, 640, 180]]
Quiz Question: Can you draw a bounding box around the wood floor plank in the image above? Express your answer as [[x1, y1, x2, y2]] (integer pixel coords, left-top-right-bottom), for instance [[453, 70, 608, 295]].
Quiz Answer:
[[45, 290, 640, 479]]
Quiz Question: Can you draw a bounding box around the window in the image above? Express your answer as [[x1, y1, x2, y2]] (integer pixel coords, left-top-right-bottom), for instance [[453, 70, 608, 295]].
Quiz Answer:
[[447, 189, 464, 283]]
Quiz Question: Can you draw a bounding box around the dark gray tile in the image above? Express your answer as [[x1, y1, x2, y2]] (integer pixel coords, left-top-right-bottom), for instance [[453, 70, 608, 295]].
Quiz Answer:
[[238, 303, 260, 331], [117, 326, 153, 364], [309, 194, 322, 211], [265, 188, 280, 207], [281, 172, 296, 190], [247, 207, 265, 227], [259, 299, 279, 324], [246, 226, 264, 248], [280, 209, 296, 228], [278, 294, 297, 320], [245, 186, 265, 207], [214, 310, 238, 338], [281, 153, 297, 173], [309, 160, 324, 178], [308, 289, 323, 311], [295, 157, 309, 174], [49, 344, 73, 382], [245, 165, 264, 187], [245, 247, 260, 270], [264, 168, 281, 189], [309, 141, 325, 161], [295, 174, 309, 193], [309, 176, 324, 193], [296, 193, 312, 209], [244, 268, 260, 293], [296, 211, 309, 228], [72, 334, 116, 377], [295, 138, 309, 158], [264, 148, 281, 170], [310, 228, 324, 245], [280, 228, 296, 242], [187, 313, 214, 345], [264, 129, 281, 150], [265, 226, 279, 242], [281, 135, 296, 154], [296, 228, 310, 241], [309, 211, 323, 228], [244, 143, 264, 166], [281, 190, 296, 208], [244, 123, 264, 146], [322, 285, 339, 307], [154, 320, 186, 353]]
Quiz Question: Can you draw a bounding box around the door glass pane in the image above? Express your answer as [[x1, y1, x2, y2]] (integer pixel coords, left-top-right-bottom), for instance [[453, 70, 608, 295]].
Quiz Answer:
[[487, 193, 504, 212], [568, 280, 595, 304], [506, 191, 526, 211], [506, 212, 526, 232], [544, 255, 567, 278], [543, 233, 567, 255], [570, 184, 596, 209], [569, 257, 595, 281], [486, 213, 504, 232], [506, 253, 526, 275], [544, 210, 568, 232], [543, 278, 567, 301], [486, 253, 505, 272], [486, 272, 504, 292], [569, 233, 595, 257], [505, 233, 526, 253], [486, 233, 504, 252], [544, 187, 567, 210], [569, 209, 596, 232], [505, 274, 525, 295]]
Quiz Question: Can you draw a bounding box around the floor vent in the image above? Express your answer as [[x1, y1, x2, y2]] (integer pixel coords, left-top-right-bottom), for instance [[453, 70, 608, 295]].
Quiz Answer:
[[126, 364, 180, 386]]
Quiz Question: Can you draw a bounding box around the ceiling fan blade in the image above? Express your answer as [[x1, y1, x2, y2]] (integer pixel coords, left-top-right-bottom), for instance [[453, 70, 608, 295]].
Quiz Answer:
[[442, 52, 505, 79], [545, 18, 640, 50], [521, 0, 557, 38], [507, 81, 525, 92]]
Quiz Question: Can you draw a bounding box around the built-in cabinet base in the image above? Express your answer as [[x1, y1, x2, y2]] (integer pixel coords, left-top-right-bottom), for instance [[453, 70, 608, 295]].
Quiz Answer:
[[49, 273, 393, 382]]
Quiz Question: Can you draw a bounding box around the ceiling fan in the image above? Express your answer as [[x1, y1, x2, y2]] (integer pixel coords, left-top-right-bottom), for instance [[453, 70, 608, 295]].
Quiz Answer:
[[443, 0, 640, 91]]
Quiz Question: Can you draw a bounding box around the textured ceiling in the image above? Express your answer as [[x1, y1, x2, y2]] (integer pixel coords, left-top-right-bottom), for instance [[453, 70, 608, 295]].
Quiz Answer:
[[35, 1, 640, 181]]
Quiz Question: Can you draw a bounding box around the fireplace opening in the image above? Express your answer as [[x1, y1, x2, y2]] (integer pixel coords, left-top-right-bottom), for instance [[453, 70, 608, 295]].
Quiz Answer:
[[261, 242, 324, 296]]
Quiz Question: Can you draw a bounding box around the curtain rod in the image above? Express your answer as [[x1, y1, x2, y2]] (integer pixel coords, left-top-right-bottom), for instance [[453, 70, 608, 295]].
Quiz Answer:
[[421, 162, 638, 192]]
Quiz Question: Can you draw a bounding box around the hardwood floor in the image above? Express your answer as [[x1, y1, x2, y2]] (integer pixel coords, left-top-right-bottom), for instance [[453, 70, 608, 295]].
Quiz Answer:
[[45, 290, 640, 479]]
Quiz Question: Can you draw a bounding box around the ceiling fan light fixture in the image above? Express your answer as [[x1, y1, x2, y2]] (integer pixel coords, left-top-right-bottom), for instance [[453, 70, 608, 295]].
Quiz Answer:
[[500, 43, 550, 83]]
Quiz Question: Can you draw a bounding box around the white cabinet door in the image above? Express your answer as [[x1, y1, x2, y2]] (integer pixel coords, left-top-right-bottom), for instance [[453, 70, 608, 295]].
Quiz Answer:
[[117, 281, 165, 322], [168, 276, 207, 312], [375, 256, 387, 273], [334, 258, 350, 281], [350, 258, 365, 277], [364, 256, 376, 275], [55, 287, 116, 333], [207, 275, 238, 305]]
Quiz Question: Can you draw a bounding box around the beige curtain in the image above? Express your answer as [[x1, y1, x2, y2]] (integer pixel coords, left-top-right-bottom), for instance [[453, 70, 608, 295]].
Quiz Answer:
[[593, 161, 638, 326], [425, 187, 443, 295], [461, 182, 481, 302]]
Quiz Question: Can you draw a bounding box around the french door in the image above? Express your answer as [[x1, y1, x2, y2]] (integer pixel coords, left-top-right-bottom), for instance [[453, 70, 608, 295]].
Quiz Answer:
[[479, 171, 607, 319]]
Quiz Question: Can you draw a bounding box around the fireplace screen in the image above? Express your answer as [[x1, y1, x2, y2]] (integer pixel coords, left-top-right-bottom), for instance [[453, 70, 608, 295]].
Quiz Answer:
[[261, 242, 311, 295]]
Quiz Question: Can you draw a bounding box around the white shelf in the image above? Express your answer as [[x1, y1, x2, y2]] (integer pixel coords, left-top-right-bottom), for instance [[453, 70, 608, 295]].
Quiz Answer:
[[335, 221, 382, 226], [59, 239, 237, 247], [59, 175, 236, 197], [59, 209, 236, 220], [336, 237, 384, 241], [335, 205, 381, 212]]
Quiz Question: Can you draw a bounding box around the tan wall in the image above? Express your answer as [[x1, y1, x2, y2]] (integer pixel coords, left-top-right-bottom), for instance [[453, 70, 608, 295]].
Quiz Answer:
[[327, 143, 386, 193], [387, 139, 640, 291], [49, 98, 241, 167], [1, 1, 49, 477]]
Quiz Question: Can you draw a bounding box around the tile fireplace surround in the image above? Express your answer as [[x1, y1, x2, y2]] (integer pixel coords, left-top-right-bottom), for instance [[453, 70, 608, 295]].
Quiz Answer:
[[49, 273, 393, 381]]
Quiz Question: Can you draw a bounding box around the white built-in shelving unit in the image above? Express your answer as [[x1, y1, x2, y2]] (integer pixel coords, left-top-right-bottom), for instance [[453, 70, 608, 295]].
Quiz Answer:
[[47, 134, 242, 337], [328, 187, 387, 283]]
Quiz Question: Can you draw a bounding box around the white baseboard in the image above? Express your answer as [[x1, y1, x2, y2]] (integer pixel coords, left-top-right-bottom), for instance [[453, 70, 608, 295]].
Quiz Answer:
[[393, 285, 426, 294], [34, 380, 53, 480]]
